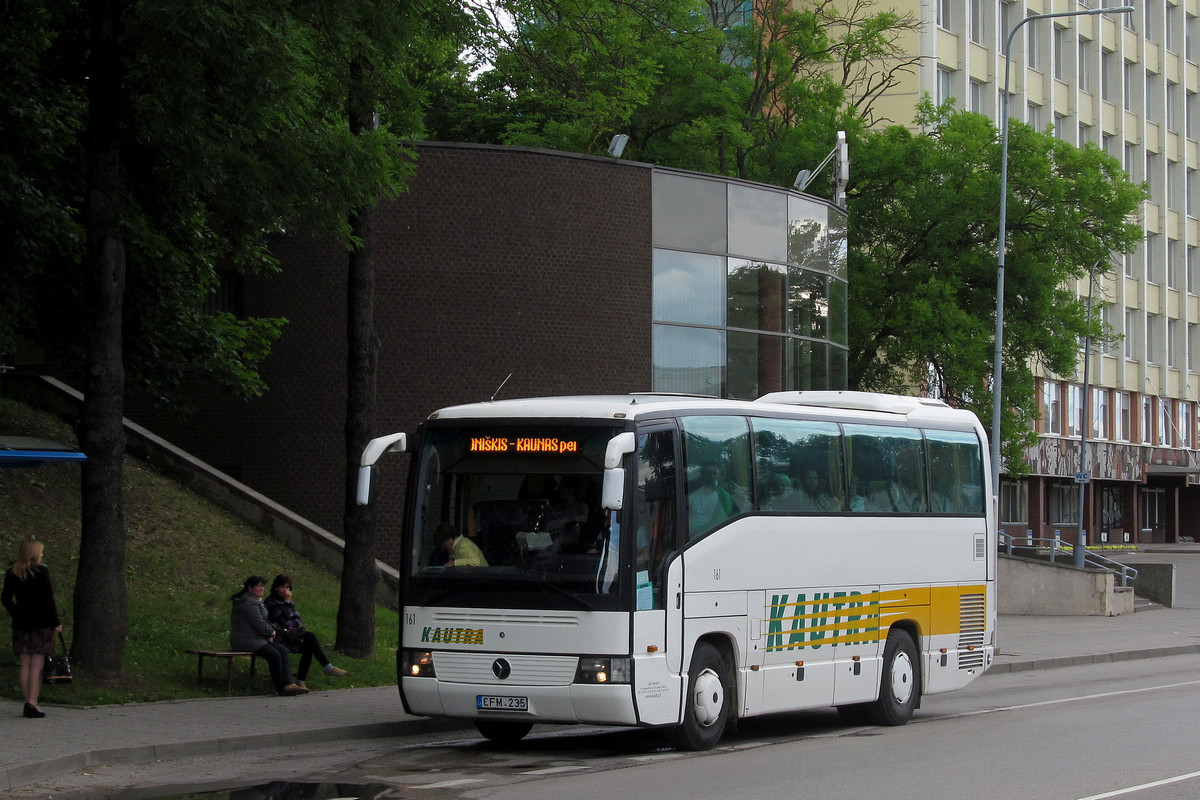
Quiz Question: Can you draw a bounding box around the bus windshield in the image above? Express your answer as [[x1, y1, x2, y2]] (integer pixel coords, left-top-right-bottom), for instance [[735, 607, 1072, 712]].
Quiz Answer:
[[406, 423, 625, 611]]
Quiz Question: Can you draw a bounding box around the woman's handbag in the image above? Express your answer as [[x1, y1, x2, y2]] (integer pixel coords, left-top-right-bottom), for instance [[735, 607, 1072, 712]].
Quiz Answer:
[[43, 631, 72, 685]]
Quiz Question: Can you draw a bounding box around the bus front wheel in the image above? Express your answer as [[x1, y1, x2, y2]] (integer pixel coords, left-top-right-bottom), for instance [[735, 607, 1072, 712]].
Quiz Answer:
[[867, 629, 919, 726], [672, 641, 732, 751], [476, 720, 533, 745]]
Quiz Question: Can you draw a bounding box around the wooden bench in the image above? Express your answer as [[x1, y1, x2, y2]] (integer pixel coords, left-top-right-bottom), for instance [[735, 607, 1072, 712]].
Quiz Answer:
[[186, 649, 258, 692]]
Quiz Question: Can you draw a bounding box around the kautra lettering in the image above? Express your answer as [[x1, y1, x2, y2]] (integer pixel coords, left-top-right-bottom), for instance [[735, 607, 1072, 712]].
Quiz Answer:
[[765, 590, 877, 651], [421, 626, 484, 645]]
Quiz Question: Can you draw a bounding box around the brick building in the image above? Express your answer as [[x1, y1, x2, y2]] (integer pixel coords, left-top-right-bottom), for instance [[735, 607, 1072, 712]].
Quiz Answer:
[[120, 143, 848, 567]]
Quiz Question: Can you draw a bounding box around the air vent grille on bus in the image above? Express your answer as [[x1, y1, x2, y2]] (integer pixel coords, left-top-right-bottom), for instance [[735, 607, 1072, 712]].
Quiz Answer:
[[433, 610, 580, 627], [974, 533, 987, 560], [958, 593, 986, 669]]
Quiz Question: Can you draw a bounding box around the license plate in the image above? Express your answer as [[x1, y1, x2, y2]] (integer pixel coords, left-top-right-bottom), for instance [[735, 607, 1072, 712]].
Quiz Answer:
[[477, 695, 528, 711]]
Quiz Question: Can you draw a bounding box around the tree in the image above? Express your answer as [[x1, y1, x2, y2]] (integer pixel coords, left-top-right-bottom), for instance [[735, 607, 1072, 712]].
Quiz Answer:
[[846, 101, 1146, 471], [4, 0, 438, 680], [443, 0, 916, 187], [288, 0, 472, 656]]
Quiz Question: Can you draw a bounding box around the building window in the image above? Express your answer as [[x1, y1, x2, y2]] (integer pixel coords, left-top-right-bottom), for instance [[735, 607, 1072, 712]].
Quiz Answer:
[[1180, 401, 1194, 448], [1027, 102, 1041, 128], [1169, 318, 1181, 368], [1102, 50, 1116, 102], [1067, 384, 1083, 437], [969, 0, 983, 43], [1054, 25, 1065, 80], [937, 66, 954, 106], [1189, 92, 1197, 141], [1142, 395, 1155, 444], [1147, 233, 1160, 284], [1189, 13, 1198, 62], [1159, 397, 1172, 446], [1047, 482, 1081, 525], [969, 80, 983, 113], [1189, 169, 1198, 218], [1116, 391, 1133, 442], [1027, 14, 1040, 71], [1125, 309, 1137, 359], [1092, 388, 1109, 440], [1148, 313, 1163, 364], [937, 0, 951, 29], [1000, 480, 1028, 525], [1102, 303, 1116, 356], [1190, 246, 1198, 293], [1079, 38, 1092, 94], [1171, 316, 1180, 371], [1042, 381, 1062, 435], [1124, 62, 1133, 112], [1191, 323, 1200, 372], [1167, 3, 1177, 53], [651, 173, 848, 399], [1169, 238, 1182, 288]]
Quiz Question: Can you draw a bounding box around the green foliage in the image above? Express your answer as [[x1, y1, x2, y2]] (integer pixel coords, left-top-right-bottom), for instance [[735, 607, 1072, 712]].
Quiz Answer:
[[847, 101, 1146, 471], [436, 0, 911, 184], [1, 0, 469, 410], [0, 399, 399, 703]]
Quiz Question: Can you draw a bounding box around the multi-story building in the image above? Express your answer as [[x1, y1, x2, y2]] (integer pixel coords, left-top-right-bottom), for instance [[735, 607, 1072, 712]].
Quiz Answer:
[[872, 0, 1200, 543]]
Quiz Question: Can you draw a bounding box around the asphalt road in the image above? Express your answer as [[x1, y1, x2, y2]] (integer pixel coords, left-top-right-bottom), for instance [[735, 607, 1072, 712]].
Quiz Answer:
[[16, 652, 1200, 800]]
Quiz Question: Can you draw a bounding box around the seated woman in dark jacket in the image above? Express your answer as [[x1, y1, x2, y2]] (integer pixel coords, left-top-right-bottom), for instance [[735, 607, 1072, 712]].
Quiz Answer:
[[230, 575, 307, 696], [264, 574, 347, 688]]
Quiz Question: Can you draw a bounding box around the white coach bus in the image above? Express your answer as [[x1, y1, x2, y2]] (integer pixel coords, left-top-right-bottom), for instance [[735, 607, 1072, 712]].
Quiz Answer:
[[357, 391, 996, 749]]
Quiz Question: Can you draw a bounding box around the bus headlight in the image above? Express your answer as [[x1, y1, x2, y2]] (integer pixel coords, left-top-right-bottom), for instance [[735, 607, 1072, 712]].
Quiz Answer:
[[575, 656, 631, 684], [401, 649, 436, 678]]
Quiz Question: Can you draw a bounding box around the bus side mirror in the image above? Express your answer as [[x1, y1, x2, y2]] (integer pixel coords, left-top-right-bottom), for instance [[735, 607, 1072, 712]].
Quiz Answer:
[[602, 432, 636, 510], [356, 432, 409, 506], [602, 468, 626, 510], [356, 465, 376, 507]]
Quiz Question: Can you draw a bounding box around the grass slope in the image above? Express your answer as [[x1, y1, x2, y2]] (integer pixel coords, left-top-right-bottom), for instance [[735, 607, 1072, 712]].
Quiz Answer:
[[0, 397, 399, 704]]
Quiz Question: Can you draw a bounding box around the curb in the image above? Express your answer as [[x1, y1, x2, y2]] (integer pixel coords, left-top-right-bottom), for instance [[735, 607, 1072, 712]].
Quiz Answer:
[[988, 644, 1200, 674], [0, 720, 425, 792]]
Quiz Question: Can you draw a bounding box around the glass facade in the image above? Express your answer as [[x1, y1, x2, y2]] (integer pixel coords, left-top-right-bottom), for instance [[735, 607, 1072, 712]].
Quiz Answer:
[[651, 170, 849, 398]]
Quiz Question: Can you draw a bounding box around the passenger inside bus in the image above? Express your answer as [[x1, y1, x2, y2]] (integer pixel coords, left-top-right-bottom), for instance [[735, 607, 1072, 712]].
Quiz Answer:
[[439, 523, 488, 567], [688, 462, 737, 537]]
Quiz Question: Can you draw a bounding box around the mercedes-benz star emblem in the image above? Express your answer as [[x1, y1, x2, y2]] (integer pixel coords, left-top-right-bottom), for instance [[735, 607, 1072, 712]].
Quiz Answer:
[[491, 658, 511, 679]]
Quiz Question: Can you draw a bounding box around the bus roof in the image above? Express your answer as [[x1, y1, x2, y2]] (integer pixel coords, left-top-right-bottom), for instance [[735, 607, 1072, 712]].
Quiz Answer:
[[426, 391, 983, 431]]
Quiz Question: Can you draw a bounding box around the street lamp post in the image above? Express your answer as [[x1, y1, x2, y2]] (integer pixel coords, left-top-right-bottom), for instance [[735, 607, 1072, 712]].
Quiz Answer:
[[1075, 260, 1100, 568], [990, 6, 1133, 511]]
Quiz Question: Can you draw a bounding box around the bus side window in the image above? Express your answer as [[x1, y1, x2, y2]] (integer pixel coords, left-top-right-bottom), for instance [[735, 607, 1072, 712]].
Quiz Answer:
[[928, 431, 985, 515], [682, 416, 751, 539]]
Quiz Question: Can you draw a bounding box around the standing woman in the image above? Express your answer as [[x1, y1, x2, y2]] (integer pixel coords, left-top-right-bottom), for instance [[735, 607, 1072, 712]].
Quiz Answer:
[[1, 540, 62, 718], [230, 575, 307, 696]]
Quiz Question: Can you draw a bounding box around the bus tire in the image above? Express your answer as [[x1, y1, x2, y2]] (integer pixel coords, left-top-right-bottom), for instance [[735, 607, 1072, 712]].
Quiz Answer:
[[867, 629, 919, 726], [672, 641, 732, 751], [475, 720, 533, 744]]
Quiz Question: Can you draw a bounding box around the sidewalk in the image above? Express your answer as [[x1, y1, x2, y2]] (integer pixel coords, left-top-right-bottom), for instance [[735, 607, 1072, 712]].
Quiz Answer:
[[5, 609, 1200, 792]]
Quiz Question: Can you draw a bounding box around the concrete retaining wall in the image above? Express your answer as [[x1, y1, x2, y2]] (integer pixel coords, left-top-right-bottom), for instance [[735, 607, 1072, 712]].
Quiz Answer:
[[9, 375, 400, 610], [1131, 563, 1176, 607], [999, 554, 1134, 615]]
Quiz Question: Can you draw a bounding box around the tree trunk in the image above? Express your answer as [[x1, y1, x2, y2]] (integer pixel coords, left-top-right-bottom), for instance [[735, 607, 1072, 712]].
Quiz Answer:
[[336, 58, 380, 658], [74, 0, 129, 683]]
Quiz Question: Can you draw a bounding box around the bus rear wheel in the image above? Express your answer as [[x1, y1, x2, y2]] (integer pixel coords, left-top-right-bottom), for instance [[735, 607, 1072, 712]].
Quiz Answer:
[[867, 629, 919, 726], [671, 641, 732, 751], [476, 720, 533, 744]]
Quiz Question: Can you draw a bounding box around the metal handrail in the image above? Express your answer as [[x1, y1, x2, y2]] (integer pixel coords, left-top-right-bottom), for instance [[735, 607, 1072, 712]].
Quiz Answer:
[[999, 531, 1139, 588]]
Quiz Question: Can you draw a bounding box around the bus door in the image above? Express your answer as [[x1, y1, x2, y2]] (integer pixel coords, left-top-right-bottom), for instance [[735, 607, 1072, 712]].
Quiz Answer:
[[630, 426, 686, 725]]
